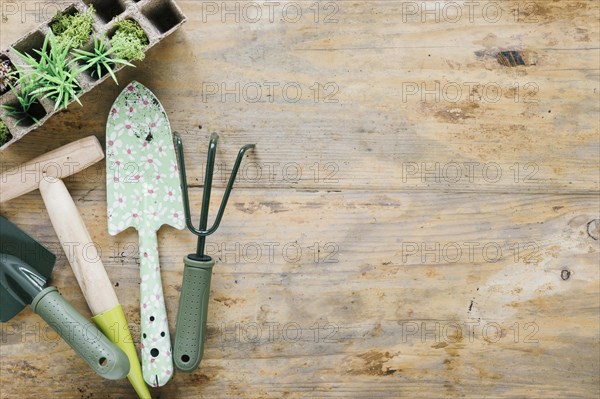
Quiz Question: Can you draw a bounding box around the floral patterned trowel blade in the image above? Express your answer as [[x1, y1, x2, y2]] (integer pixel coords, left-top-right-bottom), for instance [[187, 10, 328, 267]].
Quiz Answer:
[[106, 81, 184, 387]]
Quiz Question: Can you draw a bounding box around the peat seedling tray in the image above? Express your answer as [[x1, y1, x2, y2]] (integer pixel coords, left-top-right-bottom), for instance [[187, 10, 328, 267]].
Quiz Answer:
[[0, 0, 186, 151]]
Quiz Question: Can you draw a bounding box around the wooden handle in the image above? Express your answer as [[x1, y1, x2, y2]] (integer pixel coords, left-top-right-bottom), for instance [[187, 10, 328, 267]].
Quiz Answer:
[[0, 136, 104, 203], [39, 178, 119, 315]]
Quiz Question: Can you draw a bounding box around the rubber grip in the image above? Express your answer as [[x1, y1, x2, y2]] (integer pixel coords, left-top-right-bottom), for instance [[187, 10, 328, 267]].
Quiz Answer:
[[32, 287, 130, 380], [173, 256, 214, 372]]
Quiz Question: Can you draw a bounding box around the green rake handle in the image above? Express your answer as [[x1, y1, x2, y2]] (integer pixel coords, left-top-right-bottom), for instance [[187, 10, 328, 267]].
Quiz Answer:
[[32, 287, 130, 380], [173, 256, 214, 371]]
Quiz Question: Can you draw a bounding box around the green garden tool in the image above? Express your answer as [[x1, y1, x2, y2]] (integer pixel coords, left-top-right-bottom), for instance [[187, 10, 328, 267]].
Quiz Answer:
[[0, 136, 149, 398], [0, 216, 130, 380], [106, 81, 185, 387], [173, 133, 254, 371]]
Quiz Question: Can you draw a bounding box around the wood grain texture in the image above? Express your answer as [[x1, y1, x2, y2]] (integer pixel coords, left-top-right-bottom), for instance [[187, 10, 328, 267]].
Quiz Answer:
[[39, 178, 119, 316], [0, 136, 103, 203], [0, 1, 599, 398]]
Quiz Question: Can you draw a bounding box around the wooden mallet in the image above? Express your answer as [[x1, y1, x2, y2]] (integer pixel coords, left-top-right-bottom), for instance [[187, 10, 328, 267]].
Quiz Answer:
[[0, 136, 150, 399]]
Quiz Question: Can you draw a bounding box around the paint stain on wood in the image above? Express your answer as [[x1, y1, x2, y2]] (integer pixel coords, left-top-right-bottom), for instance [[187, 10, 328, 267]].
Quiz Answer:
[[213, 296, 245, 307], [190, 373, 211, 384], [434, 103, 480, 123], [425, 268, 439, 278], [354, 350, 399, 376], [370, 321, 383, 337], [6, 360, 43, 379], [441, 329, 466, 396], [511, 1, 589, 24], [477, 367, 503, 381]]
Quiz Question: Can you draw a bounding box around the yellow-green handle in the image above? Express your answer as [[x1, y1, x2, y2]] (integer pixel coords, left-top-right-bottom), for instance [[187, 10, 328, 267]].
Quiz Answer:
[[173, 255, 214, 372], [32, 287, 130, 380], [93, 305, 151, 398]]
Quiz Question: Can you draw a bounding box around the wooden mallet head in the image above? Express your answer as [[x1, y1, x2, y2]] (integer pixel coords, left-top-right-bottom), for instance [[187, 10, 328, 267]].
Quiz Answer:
[[0, 136, 104, 203]]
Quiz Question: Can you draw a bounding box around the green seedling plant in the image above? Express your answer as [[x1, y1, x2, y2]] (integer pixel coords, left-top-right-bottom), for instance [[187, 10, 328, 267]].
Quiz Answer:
[[110, 20, 149, 62], [12, 33, 83, 111], [73, 35, 134, 84], [50, 5, 95, 50], [1, 76, 42, 125], [0, 120, 11, 146], [1, 10, 147, 133]]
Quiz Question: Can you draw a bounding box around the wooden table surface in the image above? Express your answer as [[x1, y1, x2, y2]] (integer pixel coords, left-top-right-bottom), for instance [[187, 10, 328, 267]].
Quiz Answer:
[[1, 1, 599, 398]]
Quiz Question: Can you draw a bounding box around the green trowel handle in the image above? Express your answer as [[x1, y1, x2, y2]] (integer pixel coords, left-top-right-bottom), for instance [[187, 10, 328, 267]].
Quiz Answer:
[[174, 256, 214, 372], [31, 287, 130, 380]]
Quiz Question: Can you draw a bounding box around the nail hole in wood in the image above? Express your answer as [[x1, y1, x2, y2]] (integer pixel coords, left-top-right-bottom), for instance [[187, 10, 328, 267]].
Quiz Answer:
[[496, 51, 534, 67]]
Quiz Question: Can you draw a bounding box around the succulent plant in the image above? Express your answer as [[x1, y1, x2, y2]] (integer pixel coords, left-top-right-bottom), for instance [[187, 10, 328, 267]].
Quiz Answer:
[[0, 60, 14, 93], [1, 74, 41, 126], [73, 34, 134, 84], [10, 32, 82, 112]]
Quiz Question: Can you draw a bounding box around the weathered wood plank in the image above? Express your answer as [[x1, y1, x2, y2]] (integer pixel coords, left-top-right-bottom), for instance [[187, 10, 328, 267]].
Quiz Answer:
[[1, 1, 599, 193], [0, 0, 598, 398], [1, 189, 598, 398]]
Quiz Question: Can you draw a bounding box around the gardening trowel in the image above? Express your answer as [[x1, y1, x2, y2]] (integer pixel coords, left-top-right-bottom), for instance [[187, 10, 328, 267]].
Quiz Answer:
[[106, 81, 185, 387], [0, 136, 150, 398], [0, 216, 130, 380]]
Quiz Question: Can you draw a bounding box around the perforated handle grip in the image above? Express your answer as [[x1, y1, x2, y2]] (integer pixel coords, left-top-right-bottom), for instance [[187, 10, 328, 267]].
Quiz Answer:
[[138, 231, 173, 387], [174, 256, 214, 372], [31, 287, 130, 380]]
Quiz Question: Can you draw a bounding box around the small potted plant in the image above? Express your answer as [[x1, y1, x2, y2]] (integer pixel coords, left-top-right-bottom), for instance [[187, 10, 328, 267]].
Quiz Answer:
[[50, 5, 95, 49], [2, 10, 151, 123], [0, 59, 15, 94], [0, 119, 11, 147], [73, 34, 134, 82], [109, 19, 150, 62], [2, 74, 47, 127], [10, 32, 83, 112], [0, 0, 186, 150]]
